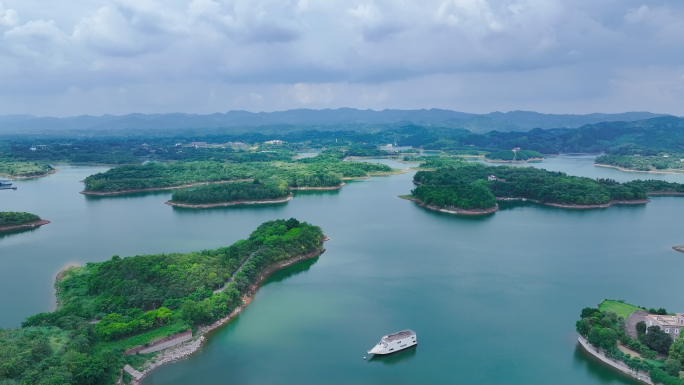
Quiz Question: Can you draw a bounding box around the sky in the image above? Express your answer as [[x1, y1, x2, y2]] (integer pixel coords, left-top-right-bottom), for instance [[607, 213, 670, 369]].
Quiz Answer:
[[0, 0, 683, 117]]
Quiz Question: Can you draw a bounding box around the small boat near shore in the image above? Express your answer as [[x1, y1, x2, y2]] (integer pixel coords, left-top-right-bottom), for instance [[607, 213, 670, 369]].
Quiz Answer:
[[367, 330, 417, 355], [0, 179, 17, 190]]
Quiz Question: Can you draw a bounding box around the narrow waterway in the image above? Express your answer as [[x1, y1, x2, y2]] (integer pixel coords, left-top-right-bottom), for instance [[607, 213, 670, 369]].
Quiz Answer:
[[1, 157, 683, 385]]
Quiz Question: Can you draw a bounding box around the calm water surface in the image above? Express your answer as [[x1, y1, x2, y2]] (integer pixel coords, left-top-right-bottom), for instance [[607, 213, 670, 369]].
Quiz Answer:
[[1, 157, 683, 385]]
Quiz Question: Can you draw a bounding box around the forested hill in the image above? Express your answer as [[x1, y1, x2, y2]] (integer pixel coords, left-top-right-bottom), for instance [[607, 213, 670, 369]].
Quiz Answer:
[[448, 116, 684, 154], [5, 219, 325, 385], [408, 162, 684, 211], [0, 109, 666, 134]]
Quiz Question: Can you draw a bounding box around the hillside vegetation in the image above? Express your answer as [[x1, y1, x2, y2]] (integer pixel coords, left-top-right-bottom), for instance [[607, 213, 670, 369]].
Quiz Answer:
[[3, 219, 325, 385], [83, 150, 393, 193], [171, 180, 290, 204], [408, 162, 684, 212], [0, 212, 41, 226], [0, 162, 54, 177]]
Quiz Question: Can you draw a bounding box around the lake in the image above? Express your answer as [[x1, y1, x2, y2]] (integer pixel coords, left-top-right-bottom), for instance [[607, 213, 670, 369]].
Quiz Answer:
[[1, 156, 683, 385]]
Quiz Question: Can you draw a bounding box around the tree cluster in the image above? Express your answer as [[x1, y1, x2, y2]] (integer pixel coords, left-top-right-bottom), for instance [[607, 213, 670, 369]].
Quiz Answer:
[[171, 180, 290, 204], [0, 211, 41, 226], [411, 163, 654, 209]]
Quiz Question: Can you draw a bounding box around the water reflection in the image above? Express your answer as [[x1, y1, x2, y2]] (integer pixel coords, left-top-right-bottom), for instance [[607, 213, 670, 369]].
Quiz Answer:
[[368, 346, 417, 365], [292, 189, 341, 197], [262, 257, 319, 285], [573, 344, 642, 385], [0, 226, 42, 239]]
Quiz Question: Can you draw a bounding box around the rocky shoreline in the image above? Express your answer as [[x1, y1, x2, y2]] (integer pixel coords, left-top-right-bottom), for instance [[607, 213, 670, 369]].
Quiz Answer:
[[290, 183, 345, 190], [497, 197, 651, 209], [0, 219, 51, 233], [398, 196, 498, 215], [165, 194, 293, 208], [80, 179, 251, 196], [594, 163, 684, 175], [399, 195, 652, 216], [131, 243, 328, 384], [484, 157, 544, 163]]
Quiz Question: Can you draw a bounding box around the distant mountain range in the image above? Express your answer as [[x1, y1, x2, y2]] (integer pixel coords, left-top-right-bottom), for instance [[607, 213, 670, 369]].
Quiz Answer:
[[0, 109, 670, 134]]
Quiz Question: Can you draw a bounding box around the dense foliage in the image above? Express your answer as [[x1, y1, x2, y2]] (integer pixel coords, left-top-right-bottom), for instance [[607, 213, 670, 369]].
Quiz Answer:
[[0, 211, 41, 226], [576, 301, 684, 385], [83, 161, 251, 192], [0, 161, 54, 177], [485, 150, 543, 161], [171, 180, 290, 204], [412, 163, 652, 209], [622, 180, 684, 194], [83, 151, 393, 192], [6, 220, 324, 385], [411, 182, 496, 210], [596, 154, 684, 172]]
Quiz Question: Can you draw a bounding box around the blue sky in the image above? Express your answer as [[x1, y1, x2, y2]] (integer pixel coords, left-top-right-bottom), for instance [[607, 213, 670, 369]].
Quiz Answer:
[[0, 0, 683, 116]]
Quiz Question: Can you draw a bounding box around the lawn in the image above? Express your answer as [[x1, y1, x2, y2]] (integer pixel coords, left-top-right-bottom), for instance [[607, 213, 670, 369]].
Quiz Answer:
[[599, 300, 643, 319]]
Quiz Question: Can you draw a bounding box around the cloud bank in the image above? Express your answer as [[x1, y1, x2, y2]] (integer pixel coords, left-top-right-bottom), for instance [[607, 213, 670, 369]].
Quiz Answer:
[[0, 0, 682, 116]]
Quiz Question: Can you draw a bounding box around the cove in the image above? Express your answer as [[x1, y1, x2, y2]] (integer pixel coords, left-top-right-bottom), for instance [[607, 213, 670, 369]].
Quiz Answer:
[[1, 158, 683, 385]]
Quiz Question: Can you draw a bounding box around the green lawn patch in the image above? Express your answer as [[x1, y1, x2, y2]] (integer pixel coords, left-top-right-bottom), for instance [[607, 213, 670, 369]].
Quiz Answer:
[[599, 300, 643, 319]]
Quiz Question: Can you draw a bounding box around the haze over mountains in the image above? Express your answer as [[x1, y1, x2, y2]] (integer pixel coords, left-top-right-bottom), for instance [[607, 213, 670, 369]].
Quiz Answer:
[[0, 109, 669, 135]]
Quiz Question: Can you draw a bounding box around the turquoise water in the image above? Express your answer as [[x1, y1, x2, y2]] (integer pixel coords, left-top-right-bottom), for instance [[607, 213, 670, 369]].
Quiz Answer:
[[1, 157, 683, 385]]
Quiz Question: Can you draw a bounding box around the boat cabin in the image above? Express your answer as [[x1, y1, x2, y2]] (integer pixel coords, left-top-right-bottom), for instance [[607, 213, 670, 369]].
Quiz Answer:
[[0, 179, 16, 190]]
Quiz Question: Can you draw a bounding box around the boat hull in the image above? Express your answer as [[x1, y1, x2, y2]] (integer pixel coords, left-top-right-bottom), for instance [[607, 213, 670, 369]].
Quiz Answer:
[[367, 340, 417, 355]]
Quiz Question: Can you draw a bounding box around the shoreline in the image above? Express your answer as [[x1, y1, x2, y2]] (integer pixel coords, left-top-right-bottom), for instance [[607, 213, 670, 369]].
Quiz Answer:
[[341, 169, 406, 180], [54, 264, 81, 310], [594, 163, 684, 175], [577, 336, 653, 385], [398, 196, 498, 216], [290, 183, 345, 190], [1, 168, 59, 179], [165, 194, 293, 208], [496, 197, 651, 209], [399, 194, 652, 216], [0, 219, 51, 233], [80, 179, 252, 196], [132, 243, 328, 384], [646, 191, 684, 196], [484, 158, 544, 163]]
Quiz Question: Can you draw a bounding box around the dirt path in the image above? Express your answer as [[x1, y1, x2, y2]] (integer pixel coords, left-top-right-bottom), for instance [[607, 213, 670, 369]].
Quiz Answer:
[[213, 248, 262, 294]]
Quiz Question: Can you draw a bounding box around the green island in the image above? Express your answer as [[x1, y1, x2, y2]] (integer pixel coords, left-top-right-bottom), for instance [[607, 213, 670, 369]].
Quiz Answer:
[[0, 219, 325, 385], [596, 154, 684, 174], [82, 150, 399, 195], [0, 162, 55, 178], [168, 180, 292, 208], [401, 158, 684, 215], [484, 149, 544, 162], [0, 211, 49, 233], [577, 300, 684, 385]]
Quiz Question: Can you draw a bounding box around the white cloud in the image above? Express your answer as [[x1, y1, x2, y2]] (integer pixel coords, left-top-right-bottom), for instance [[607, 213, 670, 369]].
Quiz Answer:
[[0, 0, 682, 116], [0, 1, 19, 27]]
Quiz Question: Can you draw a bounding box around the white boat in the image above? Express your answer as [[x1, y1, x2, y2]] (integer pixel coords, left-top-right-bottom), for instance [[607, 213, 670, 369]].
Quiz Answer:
[[367, 330, 417, 355], [0, 179, 16, 190]]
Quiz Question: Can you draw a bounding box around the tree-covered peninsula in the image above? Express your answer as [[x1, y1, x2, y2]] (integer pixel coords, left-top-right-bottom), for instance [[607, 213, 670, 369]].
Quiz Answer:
[[0, 211, 49, 232], [484, 150, 543, 162], [576, 300, 684, 385], [595, 154, 684, 173], [169, 180, 291, 207], [82, 150, 397, 195], [1, 219, 325, 385], [0, 161, 55, 178], [404, 162, 684, 214]]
